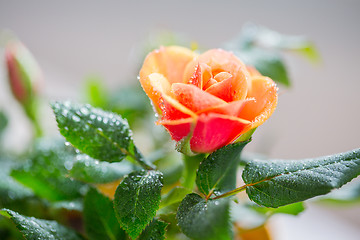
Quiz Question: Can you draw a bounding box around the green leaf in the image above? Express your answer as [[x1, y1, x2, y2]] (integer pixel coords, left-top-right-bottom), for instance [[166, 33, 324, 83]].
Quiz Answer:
[[0, 157, 34, 205], [114, 170, 163, 239], [224, 23, 320, 87], [239, 151, 268, 166], [225, 23, 320, 64], [138, 219, 168, 240], [84, 188, 125, 240], [230, 201, 304, 232], [84, 78, 151, 125], [0, 215, 24, 239], [242, 148, 360, 207], [317, 180, 360, 204], [157, 212, 180, 238], [154, 151, 183, 185], [196, 140, 250, 197], [51, 199, 83, 212], [238, 48, 290, 87], [160, 187, 191, 209], [0, 156, 47, 219], [0, 209, 84, 240], [107, 84, 151, 125], [252, 202, 305, 216], [250, 25, 321, 63], [294, 43, 320, 63], [11, 139, 86, 201], [177, 193, 231, 240], [69, 154, 135, 184], [0, 111, 8, 137], [230, 202, 266, 230], [84, 75, 109, 108], [51, 101, 150, 168], [231, 201, 305, 230]]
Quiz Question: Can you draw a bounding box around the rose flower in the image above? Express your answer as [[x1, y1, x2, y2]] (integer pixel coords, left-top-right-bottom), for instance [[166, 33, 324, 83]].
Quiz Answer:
[[5, 40, 42, 104], [139, 46, 278, 153]]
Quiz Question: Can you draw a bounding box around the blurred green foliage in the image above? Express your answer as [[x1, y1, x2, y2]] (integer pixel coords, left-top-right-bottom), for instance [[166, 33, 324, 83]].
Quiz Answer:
[[4, 25, 359, 240], [225, 23, 320, 87]]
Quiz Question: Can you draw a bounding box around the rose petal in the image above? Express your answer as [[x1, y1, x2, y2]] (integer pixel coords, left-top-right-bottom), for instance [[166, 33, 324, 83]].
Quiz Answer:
[[238, 76, 278, 129], [6, 48, 27, 102], [147, 73, 196, 120], [139, 46, 197, 108], [205, 72, 233, 102], [196, 98, 254, 117], [246, 65, 261, 77], [160, 94, 196, 121], [190, 113, 251, 153], [172, 83, 226, 113], [183, 62, 213, 90], [213, 72, 232, 82], [203, 77, 217, 90], [160, 118, 195, 141], [187, 63, 202, 88], [197, 49, 250, 100], [149, 73, 171, 95]]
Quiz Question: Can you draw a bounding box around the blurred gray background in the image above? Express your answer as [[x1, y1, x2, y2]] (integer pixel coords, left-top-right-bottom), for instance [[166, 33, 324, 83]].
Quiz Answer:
[[0, 0, 359, 239]]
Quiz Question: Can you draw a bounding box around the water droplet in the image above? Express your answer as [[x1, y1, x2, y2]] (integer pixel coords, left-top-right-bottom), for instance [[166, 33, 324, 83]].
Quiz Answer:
[[64, 101, 71, 107], [72, 115, 80, 122], [80, 107, 90, 115], [64, 161, 73, 170], [62, 109, 69, 115]]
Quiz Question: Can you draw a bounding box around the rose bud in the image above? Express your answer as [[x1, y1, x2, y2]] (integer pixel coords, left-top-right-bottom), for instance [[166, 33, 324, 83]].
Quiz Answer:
[[5, 40, 42, 104], [139, 46, 278, 154]]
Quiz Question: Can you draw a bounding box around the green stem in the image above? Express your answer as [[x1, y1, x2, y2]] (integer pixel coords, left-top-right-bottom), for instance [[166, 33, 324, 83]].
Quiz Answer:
[[212, 184, 247, 199], [32, 118, 43, 138], [212, 174, 280, 200], [181, 154, 205, 190], [24, 98, 43, 138], [132, 146, 155, 170]]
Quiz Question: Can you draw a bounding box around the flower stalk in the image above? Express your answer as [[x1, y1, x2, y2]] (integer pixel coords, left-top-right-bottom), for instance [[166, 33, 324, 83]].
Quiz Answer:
[[181, 153, 205, 190]]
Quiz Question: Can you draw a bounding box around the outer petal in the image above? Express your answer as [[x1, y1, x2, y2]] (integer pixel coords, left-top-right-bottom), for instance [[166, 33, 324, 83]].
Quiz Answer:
[[246, 65, 262, 77], [190, 113, 251, 153], [171, 83, 226, 113], [6, 41, 42, 103], [160, 94, 196, 121], [6, 47, 27, 102], [160, 118, 194, 141], [238, 76, 278, 129], [139, 46, 197, 108], [147, 72, 196, 121]]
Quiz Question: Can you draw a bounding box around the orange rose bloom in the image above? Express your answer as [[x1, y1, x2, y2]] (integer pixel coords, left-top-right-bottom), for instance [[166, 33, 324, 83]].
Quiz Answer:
[[139, 46, 278, 153]]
